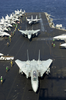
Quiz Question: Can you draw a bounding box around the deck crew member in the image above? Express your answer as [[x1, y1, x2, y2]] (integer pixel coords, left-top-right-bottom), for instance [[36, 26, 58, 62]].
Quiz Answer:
[[52, 42, 53, 47], [9, 36, 11, 42], [6, 66, 8, 72], [53, 43, 55, 47], [11, 60, 13, 67], [59, 43, 61, 48], [7, 42, 9, 47], [1, 76, 3, 84]]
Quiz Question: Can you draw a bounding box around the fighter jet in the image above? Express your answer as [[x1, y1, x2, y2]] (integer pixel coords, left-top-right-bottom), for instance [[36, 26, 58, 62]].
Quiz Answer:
[[60, 43, 66, 48], [14, 10, 20, 16], [53, 34, 66, 42], [26, 15, 41, 24], [14, 9, 25, 17], [0, 18, 12, 27], [15, 50, 53, 92], [0, 26, 8, 32], [21, 10, 25, 16], [18, 29, 40, 40], [5, 14, 16, 24], [0, 31, 11, 37], [0, 53, 3, 56]]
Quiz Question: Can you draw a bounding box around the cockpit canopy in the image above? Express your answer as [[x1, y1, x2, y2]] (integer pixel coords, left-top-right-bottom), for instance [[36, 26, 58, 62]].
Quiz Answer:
[[33, 70, 37, 81], [29, 32, 31, 35]]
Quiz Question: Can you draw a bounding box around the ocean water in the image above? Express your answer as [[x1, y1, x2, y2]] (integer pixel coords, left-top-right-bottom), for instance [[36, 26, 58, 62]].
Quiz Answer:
[[0, 0, 66, 28]]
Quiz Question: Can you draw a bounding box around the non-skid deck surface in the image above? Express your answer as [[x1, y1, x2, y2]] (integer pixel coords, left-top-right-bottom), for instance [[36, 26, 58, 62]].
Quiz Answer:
[[0, 12, 66, 100]]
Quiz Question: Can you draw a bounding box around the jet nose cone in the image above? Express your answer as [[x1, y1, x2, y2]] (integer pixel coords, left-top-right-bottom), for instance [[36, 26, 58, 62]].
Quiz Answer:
[[60, 43, 66, 47], [28, 35, 31, 39], [53, 36, 58, 39], [53, 37, 56, 39], [32, 83, 38, 92], [33, 87, 37, 92], [29, 21, 31, 24]]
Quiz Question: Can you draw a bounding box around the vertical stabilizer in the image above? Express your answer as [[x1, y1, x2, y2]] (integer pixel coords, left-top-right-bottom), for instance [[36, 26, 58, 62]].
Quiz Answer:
[[38, 50, 40, 60], [27, 49, 29, 60], [24, 10, 25, 13], [31, 15, 33, 20], [36, 15, 37, 19]]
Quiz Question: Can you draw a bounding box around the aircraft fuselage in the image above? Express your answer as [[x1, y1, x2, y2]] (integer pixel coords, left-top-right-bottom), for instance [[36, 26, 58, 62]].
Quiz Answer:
[[31, 69, 38, 92]]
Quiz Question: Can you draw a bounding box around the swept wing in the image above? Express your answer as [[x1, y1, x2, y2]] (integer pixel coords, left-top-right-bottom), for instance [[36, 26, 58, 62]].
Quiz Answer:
[[15, 58, 52, 78], [15, 59, 31, 78], [19, 29, 40, 35], [19, 30, 28, 35], [31, 29, 40, 34], [37, 59, 53, 77]]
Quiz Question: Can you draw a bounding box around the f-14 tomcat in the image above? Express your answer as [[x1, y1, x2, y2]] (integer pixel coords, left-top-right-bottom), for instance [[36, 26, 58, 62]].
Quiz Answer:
[[18, 29, 40, 40], [53, 34, 66, 42], [0, 31, 11, 37], [60, 43, 66, 48], [26, 15, 41, 25], [15, 50, 53, 92]]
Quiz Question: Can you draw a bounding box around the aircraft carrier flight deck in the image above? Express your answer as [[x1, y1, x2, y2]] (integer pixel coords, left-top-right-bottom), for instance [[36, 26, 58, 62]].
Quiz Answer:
[[0, 12, 66, 100]]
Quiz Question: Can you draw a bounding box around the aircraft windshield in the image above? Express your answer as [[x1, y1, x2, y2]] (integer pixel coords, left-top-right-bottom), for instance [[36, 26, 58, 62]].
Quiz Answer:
[[33, 71, 37, 81], [29, 32, 31, 35]]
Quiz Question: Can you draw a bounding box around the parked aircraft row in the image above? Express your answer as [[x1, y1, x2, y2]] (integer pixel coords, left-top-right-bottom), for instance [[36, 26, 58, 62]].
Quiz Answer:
[[0, 53, 14, 60], [53, 34, 66, 48], [0, 9, 25, 37]]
